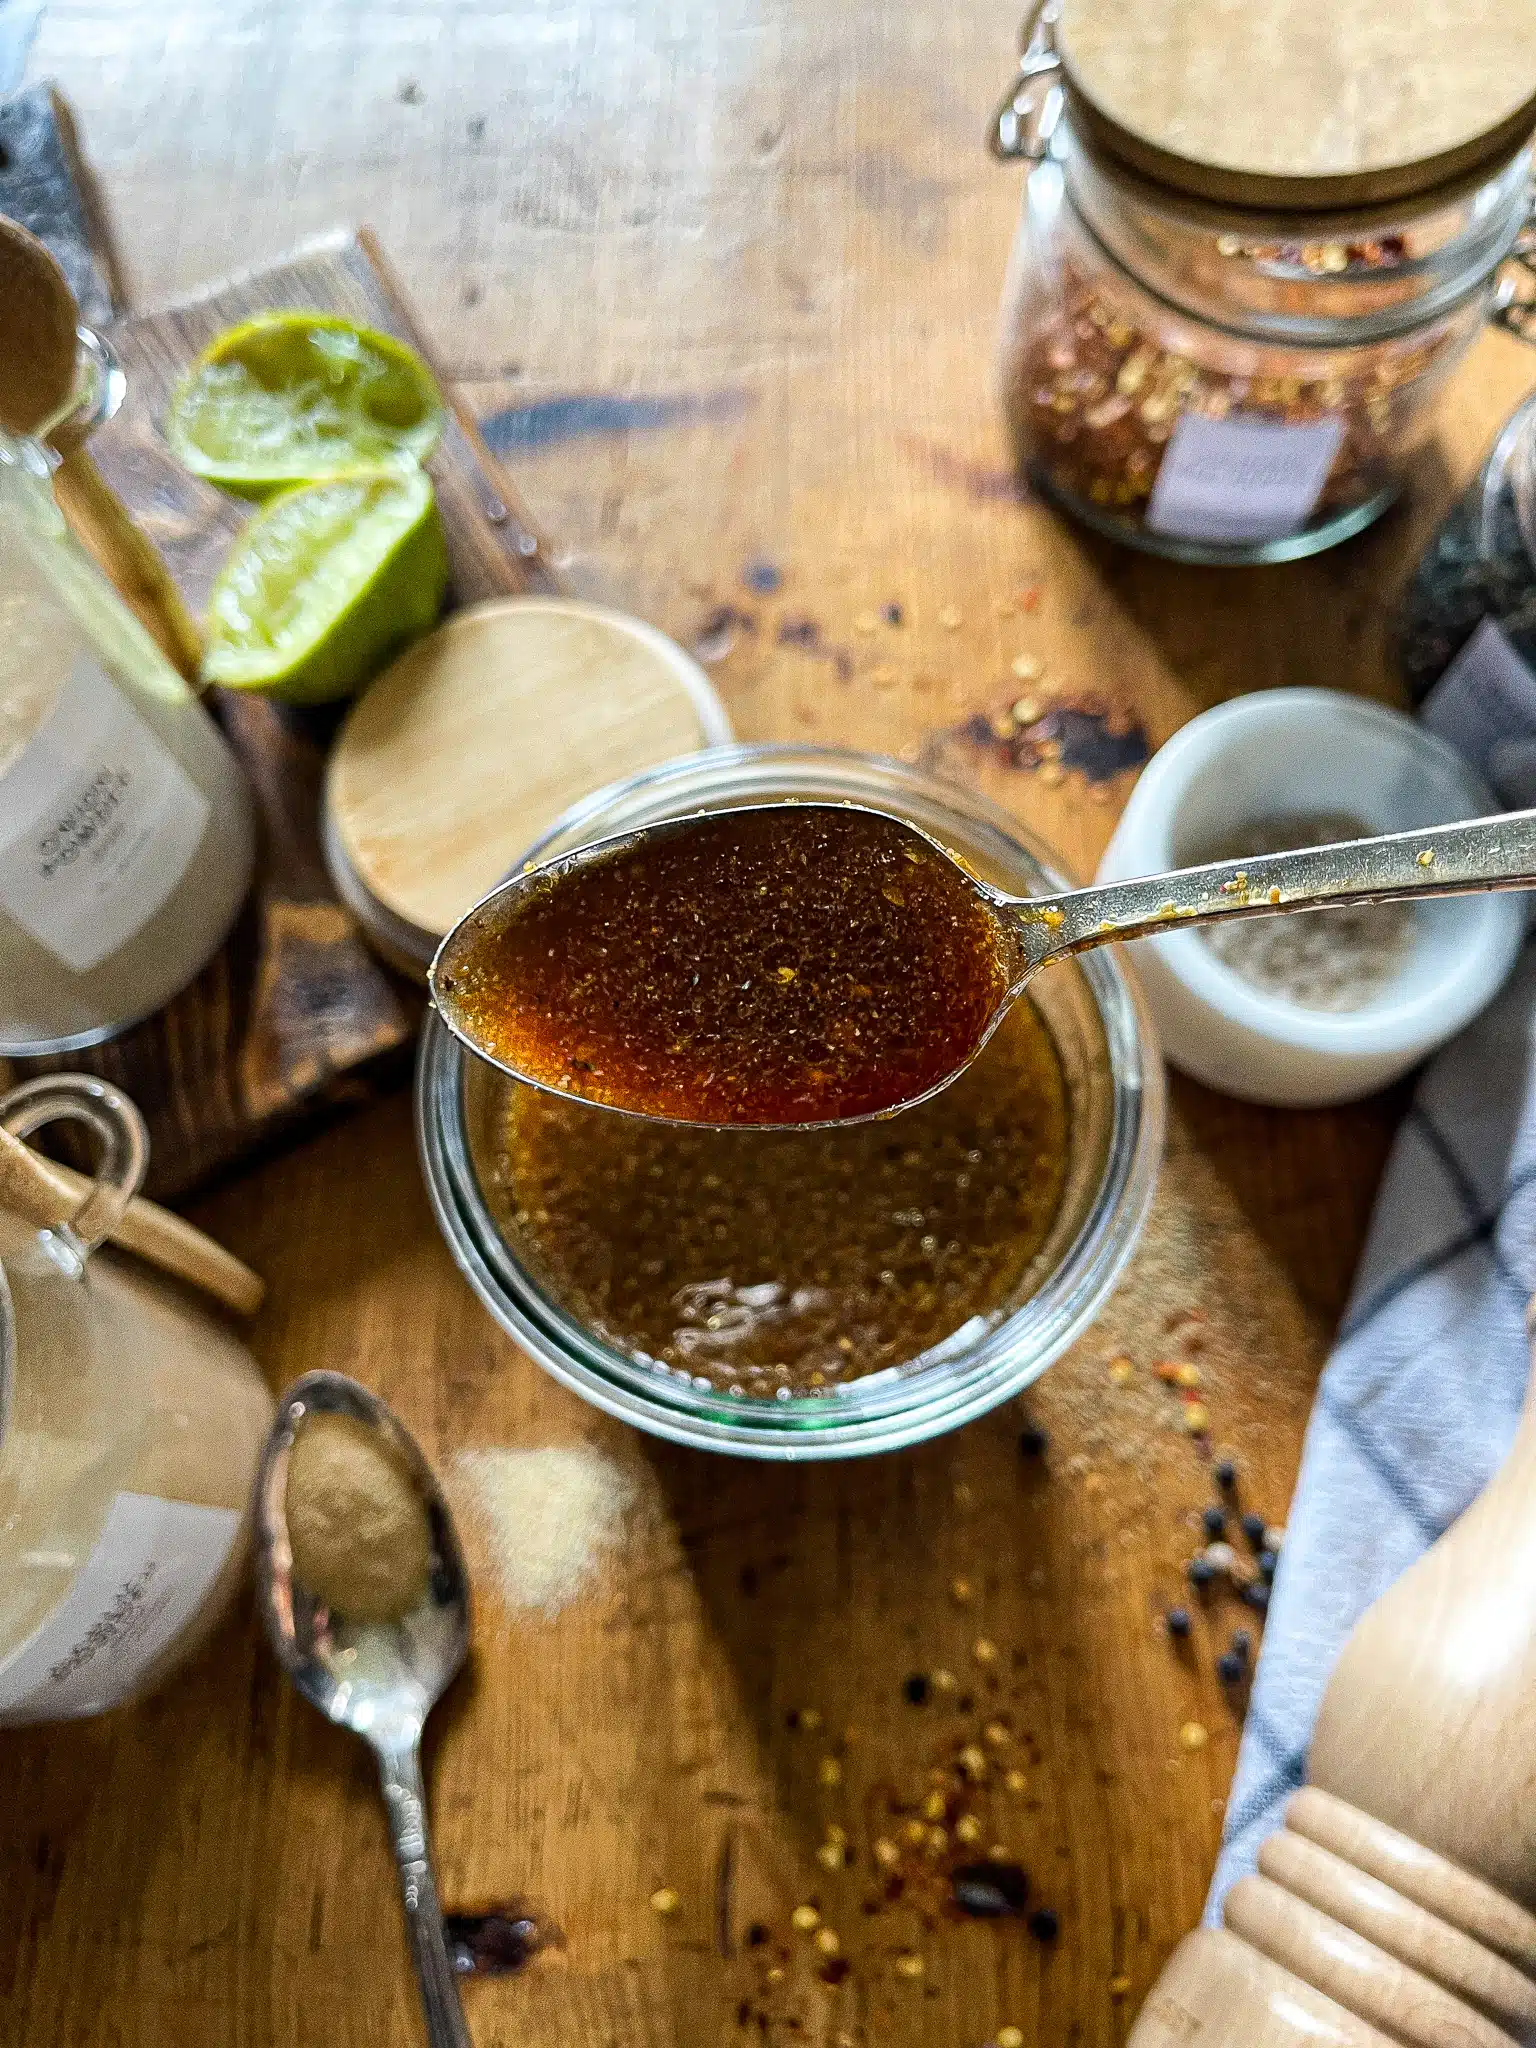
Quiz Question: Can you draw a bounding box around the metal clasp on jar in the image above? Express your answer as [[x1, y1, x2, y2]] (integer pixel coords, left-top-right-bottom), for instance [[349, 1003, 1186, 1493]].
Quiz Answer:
[[1491, 186, 1536, 345], [990, 0, 1063, 162]]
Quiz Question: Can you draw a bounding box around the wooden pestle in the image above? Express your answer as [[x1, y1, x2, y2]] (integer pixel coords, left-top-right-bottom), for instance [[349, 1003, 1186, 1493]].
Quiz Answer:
[[0, 215, 203, 683], [1129, 1329, 1536, 2048]]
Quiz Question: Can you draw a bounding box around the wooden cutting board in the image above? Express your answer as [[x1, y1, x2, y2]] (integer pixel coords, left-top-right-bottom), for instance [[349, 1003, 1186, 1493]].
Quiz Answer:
[[0, 225, 557, 1197]]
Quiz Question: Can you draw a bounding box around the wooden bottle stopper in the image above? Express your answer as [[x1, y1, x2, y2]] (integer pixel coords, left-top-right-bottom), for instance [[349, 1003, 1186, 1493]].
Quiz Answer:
[[0, 213, 203, 683], [1129, 1325, 1536, 2047]]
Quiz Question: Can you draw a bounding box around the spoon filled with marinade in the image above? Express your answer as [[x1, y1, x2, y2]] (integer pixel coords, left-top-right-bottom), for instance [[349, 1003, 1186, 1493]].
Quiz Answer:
[[430, 798, 1536, 1130]]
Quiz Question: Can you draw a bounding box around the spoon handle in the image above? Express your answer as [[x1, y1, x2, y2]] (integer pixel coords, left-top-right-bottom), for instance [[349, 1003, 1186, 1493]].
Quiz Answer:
[[1009, 807, 1536, 972], [378, 1740, 473, 2048]]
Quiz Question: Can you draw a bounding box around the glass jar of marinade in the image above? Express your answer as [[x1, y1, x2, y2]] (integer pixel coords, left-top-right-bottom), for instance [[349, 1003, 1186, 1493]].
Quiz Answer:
[[992, 0, 1536, 563]]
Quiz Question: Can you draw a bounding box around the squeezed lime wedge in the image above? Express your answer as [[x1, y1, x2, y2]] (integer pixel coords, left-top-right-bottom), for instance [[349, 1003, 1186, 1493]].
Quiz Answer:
[[201, 468, 449, 704], [168, 311, 445, 497]]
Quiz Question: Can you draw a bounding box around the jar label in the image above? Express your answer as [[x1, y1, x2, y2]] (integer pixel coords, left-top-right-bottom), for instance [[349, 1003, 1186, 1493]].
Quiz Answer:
[[0, 654, 210, 973], [0, 1491, 240, 1723], [1147, 414, 1345, 545], [1422, 618, 1536, 809]]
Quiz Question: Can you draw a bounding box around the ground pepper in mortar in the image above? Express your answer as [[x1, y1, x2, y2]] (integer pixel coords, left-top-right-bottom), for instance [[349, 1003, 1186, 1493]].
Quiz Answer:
[[439, 805, 1014, 1125]]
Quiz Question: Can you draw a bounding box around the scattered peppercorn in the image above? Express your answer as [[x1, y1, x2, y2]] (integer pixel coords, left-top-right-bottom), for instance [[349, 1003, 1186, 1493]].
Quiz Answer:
[[1258, 1549, 1279, 1579], [1243, 1582, 1271, 1613], [1216, 1651, 1245, 1685], [1165, 1606, 1192, 1639], [1018, 1425, 1049, 1458], [747, 1922, 769, 1946], [883, 602, 904, 626], [742, 559, 783, 594], [1241, 1512, 1267, 1547], [1027, 1907, 1059, 1942], [1187, 1556, 1218, 1588], [903, 1673, 931, 1706], [1214, 1459, 1238, 1489], [951, 1859, 1030, 1917], [1201, 1505, 1227, 1538], [1231, 1629, 1252, 1662]]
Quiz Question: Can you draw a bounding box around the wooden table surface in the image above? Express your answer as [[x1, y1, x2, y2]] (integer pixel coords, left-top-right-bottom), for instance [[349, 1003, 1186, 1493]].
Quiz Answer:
[[5, 5, 1536, 2046]]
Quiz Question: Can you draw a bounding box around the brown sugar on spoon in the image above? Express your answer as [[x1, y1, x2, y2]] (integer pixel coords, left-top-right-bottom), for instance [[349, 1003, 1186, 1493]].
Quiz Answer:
[[436, 805, 1015, 1127]]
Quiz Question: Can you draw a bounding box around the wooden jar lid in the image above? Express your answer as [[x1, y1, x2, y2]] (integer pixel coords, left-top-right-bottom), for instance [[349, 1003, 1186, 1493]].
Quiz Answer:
[[324, 598, 732, 976], [1057, 0, 1536, 209]]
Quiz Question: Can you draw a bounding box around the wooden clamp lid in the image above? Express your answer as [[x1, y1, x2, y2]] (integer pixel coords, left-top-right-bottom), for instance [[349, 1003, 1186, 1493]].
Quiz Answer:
[[1057, 0, 1536, 209], [324, 597, 733, 976]]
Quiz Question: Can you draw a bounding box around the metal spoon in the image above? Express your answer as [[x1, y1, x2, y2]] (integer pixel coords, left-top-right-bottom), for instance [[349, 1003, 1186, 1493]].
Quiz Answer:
[[431, 799, 1536, 1129], [254, 1371, 473, 2048]]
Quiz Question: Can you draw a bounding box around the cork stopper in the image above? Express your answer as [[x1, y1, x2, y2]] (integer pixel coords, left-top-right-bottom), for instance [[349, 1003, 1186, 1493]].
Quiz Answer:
[[324, 597, 732, 976], [1057, 0, 1536, 208]]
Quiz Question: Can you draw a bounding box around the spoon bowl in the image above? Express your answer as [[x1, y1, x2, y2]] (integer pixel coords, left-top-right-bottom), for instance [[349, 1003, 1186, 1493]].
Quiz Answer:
[[430, 797, 1536, 1131], [255, 1371, 473, 2048]]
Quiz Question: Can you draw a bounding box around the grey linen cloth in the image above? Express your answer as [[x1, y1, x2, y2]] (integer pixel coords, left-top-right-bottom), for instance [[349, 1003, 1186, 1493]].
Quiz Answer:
[[1207, 646, 1536, 1917]]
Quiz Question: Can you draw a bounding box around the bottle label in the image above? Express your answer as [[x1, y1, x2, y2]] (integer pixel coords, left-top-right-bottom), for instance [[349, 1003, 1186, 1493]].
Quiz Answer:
[[0, 1491, 240, 1722], [1422, 617, 1536, 809], [1147, 413, 1345, 544], [0, 655, 210, 972]]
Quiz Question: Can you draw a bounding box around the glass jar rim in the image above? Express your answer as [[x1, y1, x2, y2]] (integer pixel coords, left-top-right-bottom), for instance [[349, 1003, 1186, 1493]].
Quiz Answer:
[[1055, 125, 1535, 350], [416, 742, 1165, 1459]]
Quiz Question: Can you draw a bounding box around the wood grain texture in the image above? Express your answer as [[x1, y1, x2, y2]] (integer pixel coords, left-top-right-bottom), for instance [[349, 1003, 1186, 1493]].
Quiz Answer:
[[2, 2, 1535, 2045]]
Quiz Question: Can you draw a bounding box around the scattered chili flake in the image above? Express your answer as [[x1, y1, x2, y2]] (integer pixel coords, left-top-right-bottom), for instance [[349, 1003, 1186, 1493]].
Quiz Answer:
[[1020, 587, 1042, 613]]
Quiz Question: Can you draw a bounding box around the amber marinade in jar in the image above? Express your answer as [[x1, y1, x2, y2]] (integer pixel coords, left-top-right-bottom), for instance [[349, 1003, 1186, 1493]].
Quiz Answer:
[[495, 997, 1070, 1398], [439, 805, 1012, 1126]]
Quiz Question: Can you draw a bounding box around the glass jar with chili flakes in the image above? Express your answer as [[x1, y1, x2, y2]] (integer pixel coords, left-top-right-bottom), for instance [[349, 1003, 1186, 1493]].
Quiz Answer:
[[992, 0, 1536, 563]]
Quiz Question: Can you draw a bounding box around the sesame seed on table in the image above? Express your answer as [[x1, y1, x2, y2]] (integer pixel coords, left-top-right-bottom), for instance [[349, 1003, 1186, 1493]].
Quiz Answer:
[[3, 2, 1534, 2046]]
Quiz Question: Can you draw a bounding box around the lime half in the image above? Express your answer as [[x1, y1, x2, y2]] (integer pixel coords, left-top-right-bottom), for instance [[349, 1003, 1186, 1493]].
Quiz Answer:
[[202, 468, 450, 704], [168, 311, 445, 497]]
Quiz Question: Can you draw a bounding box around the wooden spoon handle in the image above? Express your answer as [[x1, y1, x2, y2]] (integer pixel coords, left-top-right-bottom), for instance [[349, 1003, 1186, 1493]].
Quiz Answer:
[[0, 1125, 263, 1316], [51, 446, 204, 684]]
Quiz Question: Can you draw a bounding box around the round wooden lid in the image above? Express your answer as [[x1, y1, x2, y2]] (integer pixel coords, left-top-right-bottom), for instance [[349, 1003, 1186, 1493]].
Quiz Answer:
[[325, 598, 732, 952], [1057, 0, 1536, 208]]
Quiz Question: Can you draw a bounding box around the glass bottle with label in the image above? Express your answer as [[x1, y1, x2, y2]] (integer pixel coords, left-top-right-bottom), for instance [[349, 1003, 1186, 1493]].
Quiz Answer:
[[0, 1074, 272, 1725], [991, 0, 1536, 563], [0, 432, 255, 1054]]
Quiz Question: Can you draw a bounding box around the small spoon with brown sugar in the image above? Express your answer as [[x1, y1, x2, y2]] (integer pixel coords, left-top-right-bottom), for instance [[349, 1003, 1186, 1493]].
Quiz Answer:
[[430, 798, 1536, 1129]]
